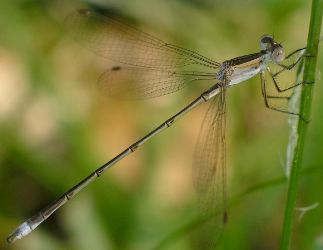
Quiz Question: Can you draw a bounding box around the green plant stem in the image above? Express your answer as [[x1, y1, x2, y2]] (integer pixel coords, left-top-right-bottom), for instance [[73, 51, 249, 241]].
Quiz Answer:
[[279, 0, 322, 249]]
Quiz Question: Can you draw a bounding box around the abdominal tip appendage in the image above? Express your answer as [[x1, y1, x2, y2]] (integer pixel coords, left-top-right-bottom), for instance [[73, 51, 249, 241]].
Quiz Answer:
[[7, 222, 32, 244]]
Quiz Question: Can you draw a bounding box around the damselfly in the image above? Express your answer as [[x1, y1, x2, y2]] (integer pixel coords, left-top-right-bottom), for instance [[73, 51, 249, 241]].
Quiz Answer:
[[7, 9, 308, 245]]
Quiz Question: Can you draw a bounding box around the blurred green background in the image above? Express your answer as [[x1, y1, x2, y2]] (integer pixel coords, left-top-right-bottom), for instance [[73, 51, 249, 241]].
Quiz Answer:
[[0, 0, 322, 250]]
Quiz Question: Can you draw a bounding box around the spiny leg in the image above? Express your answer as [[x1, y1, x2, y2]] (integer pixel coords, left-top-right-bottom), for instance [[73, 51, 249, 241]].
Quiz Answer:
[[268, 68, 314, 94], [266, 95, 291, 100], [269, 70, 306, 93], [274, 47, 315, 75], [260, 72, 308, 122], [267, 47, 315, 93]]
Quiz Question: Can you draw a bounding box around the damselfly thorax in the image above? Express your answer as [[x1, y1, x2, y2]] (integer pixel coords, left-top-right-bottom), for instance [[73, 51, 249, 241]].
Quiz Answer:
[[217, 36, 285, 87]]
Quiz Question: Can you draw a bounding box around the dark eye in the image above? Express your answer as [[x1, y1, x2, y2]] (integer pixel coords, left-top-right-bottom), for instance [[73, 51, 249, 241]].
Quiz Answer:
[[260, 34, 273, 50], [260, 34, 273, 44]]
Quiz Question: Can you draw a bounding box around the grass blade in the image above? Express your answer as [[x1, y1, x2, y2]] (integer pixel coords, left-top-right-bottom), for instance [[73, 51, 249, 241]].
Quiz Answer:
[[279, 0, 322, 249]]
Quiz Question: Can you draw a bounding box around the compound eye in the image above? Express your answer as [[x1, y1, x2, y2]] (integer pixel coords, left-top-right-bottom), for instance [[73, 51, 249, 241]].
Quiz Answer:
[[260, 34, 273, 43], [260, 34, 273, 50], [272, 47, 285, 63]]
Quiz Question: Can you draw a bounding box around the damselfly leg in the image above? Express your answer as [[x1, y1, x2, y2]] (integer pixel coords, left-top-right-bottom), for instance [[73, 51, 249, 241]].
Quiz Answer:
[[261, 47, 310, 121]]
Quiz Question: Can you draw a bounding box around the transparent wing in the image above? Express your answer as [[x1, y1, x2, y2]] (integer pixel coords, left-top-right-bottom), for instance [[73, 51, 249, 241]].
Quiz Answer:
[[192, 88, 227, 248], [65, 9, 220, 70], [98, 66, 217, 99]]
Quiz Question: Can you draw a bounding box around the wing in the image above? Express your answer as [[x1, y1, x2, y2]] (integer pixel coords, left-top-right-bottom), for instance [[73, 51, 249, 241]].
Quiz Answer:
[[65, 9, 220, 70], [97, 66, 217, 99], [192, 88, 227, 248]]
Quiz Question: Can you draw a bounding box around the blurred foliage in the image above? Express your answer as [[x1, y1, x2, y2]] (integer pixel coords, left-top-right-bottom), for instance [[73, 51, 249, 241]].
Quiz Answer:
[[0, 0, 322, 250]]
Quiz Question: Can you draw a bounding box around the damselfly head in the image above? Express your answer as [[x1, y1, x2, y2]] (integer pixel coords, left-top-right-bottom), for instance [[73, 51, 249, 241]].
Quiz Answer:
[[260, 34, 285, 63]]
